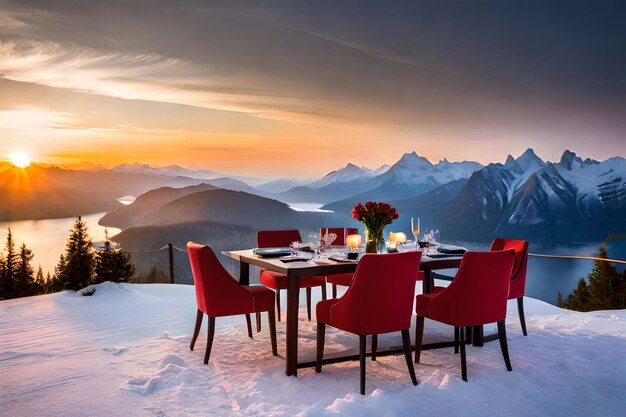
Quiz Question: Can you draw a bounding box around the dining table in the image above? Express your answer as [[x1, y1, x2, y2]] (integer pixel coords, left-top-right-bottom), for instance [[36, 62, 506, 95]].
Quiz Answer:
[[222, 248, 465, 377]]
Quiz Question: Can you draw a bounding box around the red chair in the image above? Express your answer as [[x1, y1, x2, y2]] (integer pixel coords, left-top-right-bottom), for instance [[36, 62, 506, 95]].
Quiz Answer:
[[323, 227, 358, 298], [316, 252, 422, 395], [187, 242, 277, 364], [490, 238, 530, 336], [258, 230, 326, 321], [414, 250, 515, 381]]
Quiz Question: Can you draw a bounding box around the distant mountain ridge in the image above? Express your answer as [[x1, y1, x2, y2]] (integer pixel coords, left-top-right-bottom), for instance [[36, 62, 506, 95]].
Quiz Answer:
[[394, 149, 626, 243]]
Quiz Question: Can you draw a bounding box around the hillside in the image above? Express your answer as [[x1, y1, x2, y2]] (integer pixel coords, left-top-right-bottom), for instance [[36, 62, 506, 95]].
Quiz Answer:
[[0, 163, 208, 221]]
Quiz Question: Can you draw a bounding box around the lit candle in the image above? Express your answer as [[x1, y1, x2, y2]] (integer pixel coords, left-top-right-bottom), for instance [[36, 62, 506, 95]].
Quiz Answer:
[[388, 232, 398, 249], [346, 234, 362, 251], [395, 232, 407, 244]]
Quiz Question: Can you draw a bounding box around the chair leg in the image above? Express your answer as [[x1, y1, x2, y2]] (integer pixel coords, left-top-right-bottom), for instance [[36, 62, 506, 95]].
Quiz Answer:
[[268, 310, 278, 356], [204, 316, 216, 365], [402, 329, 418, 386], [316, 322, 326, 373], [306, 287, 312, 321], [414, 315, 424, 363], [459, 324, 467, 381], [465, 326, 473, 345], [190, 309, 203, 351], [517, 297, 528, 336], [497, 320, 513, 371], [332, 284, 337, 299], [371, 334, 378, 361], [245, 314, 253, 339], [256, 312, 262, 333], [276, 290, 281, 322], [359, 335, 367, 395], [321, 283, 327, 300], [454, 327, 459, 354]]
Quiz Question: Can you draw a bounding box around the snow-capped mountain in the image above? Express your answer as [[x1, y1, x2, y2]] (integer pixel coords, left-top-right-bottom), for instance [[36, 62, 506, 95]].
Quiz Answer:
[[419, 149, 626, 242], [504, 148, 546, 174], [322, 152, 483, 210], [309, 163, 388, 189]]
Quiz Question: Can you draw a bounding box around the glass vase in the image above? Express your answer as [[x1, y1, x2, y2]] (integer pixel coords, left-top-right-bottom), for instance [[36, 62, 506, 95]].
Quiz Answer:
[[365, 229, 386, 254]]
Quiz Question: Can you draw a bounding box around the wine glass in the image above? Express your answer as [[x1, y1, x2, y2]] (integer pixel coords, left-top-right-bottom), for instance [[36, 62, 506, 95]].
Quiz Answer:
[[411, 217, 420, 248]]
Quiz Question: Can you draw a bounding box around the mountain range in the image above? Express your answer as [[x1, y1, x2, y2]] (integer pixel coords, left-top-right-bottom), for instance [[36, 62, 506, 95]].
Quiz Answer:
[[4, 149, 625, 245]]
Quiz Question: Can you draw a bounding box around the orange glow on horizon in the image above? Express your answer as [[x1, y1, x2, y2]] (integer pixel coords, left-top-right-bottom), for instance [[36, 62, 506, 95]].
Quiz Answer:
[[10, 152, 31, 168]]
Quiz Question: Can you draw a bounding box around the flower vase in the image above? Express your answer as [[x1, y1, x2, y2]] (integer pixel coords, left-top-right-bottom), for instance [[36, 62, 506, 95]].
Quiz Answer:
[[365, 229, 386, 254]]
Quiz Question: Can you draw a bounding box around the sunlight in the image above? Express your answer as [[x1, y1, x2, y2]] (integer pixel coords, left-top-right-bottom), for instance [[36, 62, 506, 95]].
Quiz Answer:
[[10, 151, 31, 168]]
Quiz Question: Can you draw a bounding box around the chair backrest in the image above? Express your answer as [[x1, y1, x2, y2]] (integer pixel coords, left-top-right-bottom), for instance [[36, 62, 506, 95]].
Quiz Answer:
[[428, 250, 515, 327], [320, 227, 359, 246], [187, 242, 253, 317], [330, 251, 421, 335], [490, 238, 529, 299], [257, 229, 302, 248]]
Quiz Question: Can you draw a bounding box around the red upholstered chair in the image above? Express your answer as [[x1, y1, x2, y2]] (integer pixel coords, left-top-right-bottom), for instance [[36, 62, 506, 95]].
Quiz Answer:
[[187, 242, 277, 364], [258, 230, 326, 321], [323, 227, 358, 298], [490, 238, 530, 336], [414, 250, 515, 381], [316, 252, 422, 395]]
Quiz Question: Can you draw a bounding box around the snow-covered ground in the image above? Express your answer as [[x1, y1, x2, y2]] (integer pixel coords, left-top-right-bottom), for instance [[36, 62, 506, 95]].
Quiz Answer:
[[1, 281, 625, 417]]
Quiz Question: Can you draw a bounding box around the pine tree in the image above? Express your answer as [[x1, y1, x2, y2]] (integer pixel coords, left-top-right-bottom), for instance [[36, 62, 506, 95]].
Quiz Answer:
[[563, 244, 626, 311], [587, 245, 626, 310], [564, 278, 592, 311], [51, 253, 66, 292], [556, 292, 563, 307], [35, 266, 45, 295], [57, 217, 95, 291], [1, 229, 17, 299], [45, 272, 52, 294], [0, 253, 6, 300], [15, 243, 35, 297], [94, 234, 135, 283]]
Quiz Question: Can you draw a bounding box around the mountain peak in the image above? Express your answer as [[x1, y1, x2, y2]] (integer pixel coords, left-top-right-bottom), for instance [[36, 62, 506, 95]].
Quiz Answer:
[[514, 148, 545, 172], [397, 151, 433, 167], [504, 154, 516, 166], [559, 150, 585, 170]]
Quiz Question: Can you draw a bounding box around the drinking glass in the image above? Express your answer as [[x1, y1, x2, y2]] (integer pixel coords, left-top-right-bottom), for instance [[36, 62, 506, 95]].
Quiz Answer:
[[411, 217, 420, 248]]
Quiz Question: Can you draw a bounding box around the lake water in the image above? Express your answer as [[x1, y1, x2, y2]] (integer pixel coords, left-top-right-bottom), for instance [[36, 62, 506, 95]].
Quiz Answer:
[[1, 212, 624, 305], [0, 213, 119, 276]]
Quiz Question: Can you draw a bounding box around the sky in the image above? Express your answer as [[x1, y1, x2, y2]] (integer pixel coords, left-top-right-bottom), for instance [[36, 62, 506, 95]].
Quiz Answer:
[[0, 0, 625, 178]]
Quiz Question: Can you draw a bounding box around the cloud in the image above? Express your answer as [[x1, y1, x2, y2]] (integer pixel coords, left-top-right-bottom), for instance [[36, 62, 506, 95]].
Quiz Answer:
[[0, 37, 352, 126]]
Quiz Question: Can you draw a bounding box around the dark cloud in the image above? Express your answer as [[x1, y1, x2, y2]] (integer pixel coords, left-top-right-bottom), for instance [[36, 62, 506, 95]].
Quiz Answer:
[[1, 0, 625, 157]]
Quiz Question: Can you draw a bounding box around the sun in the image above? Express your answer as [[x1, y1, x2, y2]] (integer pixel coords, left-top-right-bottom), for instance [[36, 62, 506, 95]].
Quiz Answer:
[[10, 152, 31, 168]]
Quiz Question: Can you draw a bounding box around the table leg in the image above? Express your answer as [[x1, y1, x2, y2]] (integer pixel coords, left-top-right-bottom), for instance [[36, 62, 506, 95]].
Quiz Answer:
[[285, 271, 300, 376], [239, 262, 250, 286], [422, 270, 433, 294]]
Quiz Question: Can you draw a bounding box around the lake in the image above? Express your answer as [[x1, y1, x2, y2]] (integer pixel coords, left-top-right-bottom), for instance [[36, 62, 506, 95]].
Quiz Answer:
[[0, 213, 120, 276], [0, 213, 624, 305]]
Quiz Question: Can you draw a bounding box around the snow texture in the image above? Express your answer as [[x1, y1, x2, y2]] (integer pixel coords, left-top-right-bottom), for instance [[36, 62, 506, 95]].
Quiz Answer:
[[1, 282, 625, 417]]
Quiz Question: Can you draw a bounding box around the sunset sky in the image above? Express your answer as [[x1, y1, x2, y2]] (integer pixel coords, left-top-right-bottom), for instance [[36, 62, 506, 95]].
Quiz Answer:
[[1, 0, 625, 178]]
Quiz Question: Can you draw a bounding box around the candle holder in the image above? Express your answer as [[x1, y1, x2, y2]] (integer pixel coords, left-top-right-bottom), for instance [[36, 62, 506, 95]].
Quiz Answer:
[[346, 234, 362, 259]]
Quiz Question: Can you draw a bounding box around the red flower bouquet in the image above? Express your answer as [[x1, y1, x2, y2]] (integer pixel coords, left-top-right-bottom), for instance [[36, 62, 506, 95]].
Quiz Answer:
[[352, 201, 399, 253]]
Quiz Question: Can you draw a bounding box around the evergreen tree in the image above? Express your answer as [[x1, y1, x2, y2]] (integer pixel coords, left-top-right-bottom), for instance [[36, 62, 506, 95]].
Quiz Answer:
[[35, 266, 45, 295], [45, 272, 52, 294], [57, 217, 95, 291], [564, 278, 592, 312], [556, 292, 563, 308], [94, 233, 135, 283], [15, 243, 35, 297], [51, 253, 66, 292], [1, 229, 17, 299], [0, 253, 5, 299], [563, 244, 626, 311], [587, 245, 626, 310]]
